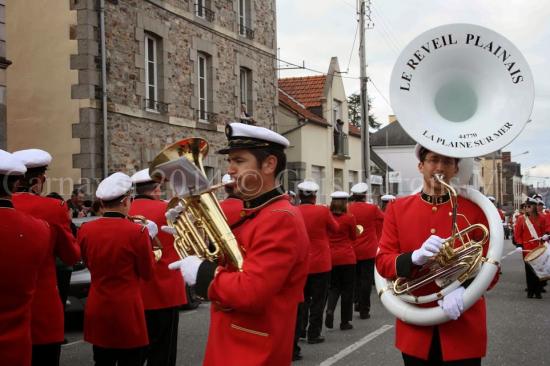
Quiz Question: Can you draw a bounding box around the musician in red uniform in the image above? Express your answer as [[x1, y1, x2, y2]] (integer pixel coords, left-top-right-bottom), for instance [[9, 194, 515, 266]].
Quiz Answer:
[[376, 145, 497, 365], [380, 194, 396, 212], [325, 191, 357, 331], [348, 182, 384, 320], [129, 169, 187, 366], [78, 172, 157, 365], [296, 180, 339, 344], [514, 197, 547, 299], [168, 123, 309, 366], [0, 150, 51, 366], [11, 149, 80, 366]]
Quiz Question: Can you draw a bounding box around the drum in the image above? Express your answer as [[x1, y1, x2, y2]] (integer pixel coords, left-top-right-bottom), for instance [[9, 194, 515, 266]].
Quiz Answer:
[[525, 244, 550, 281]]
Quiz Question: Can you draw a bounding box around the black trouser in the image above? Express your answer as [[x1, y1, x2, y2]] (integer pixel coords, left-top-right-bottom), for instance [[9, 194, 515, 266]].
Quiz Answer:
[[355, 259, 374, 315], [93, 345, 146, 366], [402, 328, 481, 366], [32, 343, 61, 366], [55, 267, 73, 311], [293, 302, 304, 357], [326, 264, 355, 324], [143, 307, 180, 366], [525, 263, 542, 296], [301, 271, 330, 339]]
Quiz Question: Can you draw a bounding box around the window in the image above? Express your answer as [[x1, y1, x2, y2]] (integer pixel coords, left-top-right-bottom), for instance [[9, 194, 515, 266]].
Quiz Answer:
[[196, 0, 215, 21], [333, 99, 342, 123], [198, 53, 209, 121], [311, 165, 325, 203], [145, 34, 158, 112], [334, 168, 343, 191], [348, 170, 358, 191], [238, 0, 253, 38], [196, 0, 205, 17], [240, 67, 252, 114]]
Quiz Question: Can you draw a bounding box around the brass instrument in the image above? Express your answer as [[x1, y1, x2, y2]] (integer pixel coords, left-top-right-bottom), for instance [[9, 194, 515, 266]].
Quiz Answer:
[[392, 174, 489, 295], [128, 215, 164, 262], [149, 137, 244, 271]]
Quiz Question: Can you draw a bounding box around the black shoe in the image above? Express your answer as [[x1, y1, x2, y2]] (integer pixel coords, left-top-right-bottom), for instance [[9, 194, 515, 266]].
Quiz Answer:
[[307, 336, 325, 344], [542, 288, 547, 293], [340, 322, 353, 330], [359, 312, 370, 319], [292, 353, 303, 361], [325, 312, 334, 329], [299, 330, 307, 339], [527, 292, 534, 298], [535, 294, 543, 299]]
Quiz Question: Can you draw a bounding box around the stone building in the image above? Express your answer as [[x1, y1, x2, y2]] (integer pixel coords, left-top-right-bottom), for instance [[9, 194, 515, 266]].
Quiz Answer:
[[0, 0, 10, 150], [7, 0, 277, 196]]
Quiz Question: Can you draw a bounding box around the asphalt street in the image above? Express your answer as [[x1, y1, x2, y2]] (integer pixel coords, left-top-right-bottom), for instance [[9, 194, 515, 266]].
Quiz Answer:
[[60, 239, 550, 365]]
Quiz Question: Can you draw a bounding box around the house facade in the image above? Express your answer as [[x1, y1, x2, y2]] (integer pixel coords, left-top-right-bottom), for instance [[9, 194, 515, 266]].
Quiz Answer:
[[6, 0, 277, 196]]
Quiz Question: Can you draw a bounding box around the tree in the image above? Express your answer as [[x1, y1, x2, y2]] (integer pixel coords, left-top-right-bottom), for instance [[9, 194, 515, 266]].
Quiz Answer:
[[347, 93, 381, 130]]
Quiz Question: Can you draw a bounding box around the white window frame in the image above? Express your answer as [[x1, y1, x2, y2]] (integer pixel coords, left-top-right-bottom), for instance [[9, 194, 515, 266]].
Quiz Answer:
[[145, 34, 158, 113], [240, 67, 252, 112], [238, 0, 247, 35], [198, 53, 209, 122]]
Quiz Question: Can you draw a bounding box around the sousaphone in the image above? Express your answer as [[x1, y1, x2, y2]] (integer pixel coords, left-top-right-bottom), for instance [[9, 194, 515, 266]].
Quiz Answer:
[[375, 23, 534, 325]]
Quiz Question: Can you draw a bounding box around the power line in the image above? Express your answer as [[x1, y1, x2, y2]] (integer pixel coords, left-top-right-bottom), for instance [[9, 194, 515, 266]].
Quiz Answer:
[[345, 20, 360, 73]]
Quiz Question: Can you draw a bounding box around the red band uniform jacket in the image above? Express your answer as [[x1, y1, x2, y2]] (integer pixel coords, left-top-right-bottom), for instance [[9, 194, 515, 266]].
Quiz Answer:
[[376, 194, 495, 361], [0, 201, 51, 366], [298, 204, 339, 274], [203, 195, 309, 366], [78, 214, 155, 348], [129, 197, 187, 309], [348, 202, 384, 260], [514, 214, 546, 258], [329, 213, 357, 266], [12, 193, 80, 345], [220, 197, 244, 227]]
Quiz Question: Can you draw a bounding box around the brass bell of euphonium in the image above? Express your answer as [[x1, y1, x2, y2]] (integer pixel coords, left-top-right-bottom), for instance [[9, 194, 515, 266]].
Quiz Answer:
[[149, 137, 244, 271]]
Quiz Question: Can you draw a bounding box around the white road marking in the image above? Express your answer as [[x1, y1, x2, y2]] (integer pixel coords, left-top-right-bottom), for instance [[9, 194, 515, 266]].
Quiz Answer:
[[319, 324, 394, 366], [501, 248, 520, 260], [62, 339, 84, 347]]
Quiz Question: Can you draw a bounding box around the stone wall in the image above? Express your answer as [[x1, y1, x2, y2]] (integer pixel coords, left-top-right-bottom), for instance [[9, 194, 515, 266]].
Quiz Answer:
[[71, 0, 277, 181]]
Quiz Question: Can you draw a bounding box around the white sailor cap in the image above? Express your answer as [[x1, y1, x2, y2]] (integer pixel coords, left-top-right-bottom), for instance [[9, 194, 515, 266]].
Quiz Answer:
[[12, 149, 52, 169], [131, 168, 154, 184], [0, 149, 27, 176], [218, 123, 290, 154], [487, 196, 496, 202], [351, 182, 369, 194], [381, 194, 396, 202], [536, 198, 544, 205], [525, 197, 538, 205], [331, 191, 349, 199], [96, 172, 133, 201], [222, 174, 233, 185], [297, 181, 319, 193]]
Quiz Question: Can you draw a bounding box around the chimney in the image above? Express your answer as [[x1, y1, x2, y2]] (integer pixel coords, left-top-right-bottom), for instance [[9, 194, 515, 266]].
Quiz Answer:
[[388, 115, 397, 124], [502, 151, 511, 163]]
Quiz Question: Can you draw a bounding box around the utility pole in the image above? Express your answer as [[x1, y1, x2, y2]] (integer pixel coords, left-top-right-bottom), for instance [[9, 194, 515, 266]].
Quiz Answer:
[[358, 0, 373, 193]]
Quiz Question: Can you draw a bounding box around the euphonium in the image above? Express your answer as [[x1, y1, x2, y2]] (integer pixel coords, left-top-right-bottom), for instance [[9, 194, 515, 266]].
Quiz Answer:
[[128, 215, 164, 262], [149, 137, 244, 271]]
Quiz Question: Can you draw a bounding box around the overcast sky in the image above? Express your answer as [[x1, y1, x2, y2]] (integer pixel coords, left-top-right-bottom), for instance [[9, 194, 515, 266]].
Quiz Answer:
[[276, 0, 550, 188]]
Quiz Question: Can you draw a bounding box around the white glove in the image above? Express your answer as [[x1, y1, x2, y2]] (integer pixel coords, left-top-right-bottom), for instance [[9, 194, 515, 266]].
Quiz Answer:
[[168, 255, 203, 286], [542, 234, 549, 241], [161, 225, 177, 236], [411, 235, 445, 266], [437, 286, 465, 320], [145, 220, 158, 239], [165, 203, 185, 223]]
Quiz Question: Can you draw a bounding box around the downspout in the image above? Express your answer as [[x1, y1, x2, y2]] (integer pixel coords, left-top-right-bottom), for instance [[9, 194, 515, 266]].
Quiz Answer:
[[100, 0, 108, 178]]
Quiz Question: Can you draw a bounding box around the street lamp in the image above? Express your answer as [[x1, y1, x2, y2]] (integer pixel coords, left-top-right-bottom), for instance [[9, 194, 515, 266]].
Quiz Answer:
[[512, 150, 529, 158]]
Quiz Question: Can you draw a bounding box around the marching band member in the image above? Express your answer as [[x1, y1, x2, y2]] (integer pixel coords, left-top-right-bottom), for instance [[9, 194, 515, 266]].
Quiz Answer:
[[487, 196, 505, 223], [380, 194, 396, 212], [348, 182, 384, 320], [513, 197, 547, 299], [78, 172, 157, 365], [0, 150, 50, 366], [376, 145, 496, 365], [325, 191, 357, 331], [296, 180, 339, 344], [11, 149, 80, 366], [129, 169, 187, 366], [169, 123, 309, 366]]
